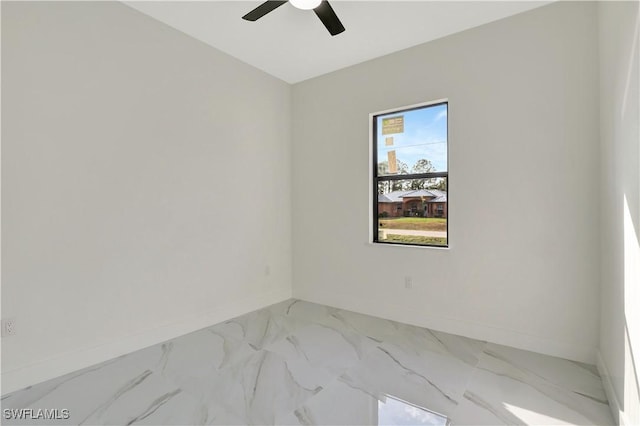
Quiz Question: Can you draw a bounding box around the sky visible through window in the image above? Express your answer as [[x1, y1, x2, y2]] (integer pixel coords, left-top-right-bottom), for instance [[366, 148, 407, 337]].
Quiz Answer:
[[376, 103, 447, 173]]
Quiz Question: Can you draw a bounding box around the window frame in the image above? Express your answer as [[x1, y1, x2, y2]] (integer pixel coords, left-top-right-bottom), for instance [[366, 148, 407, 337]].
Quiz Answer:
[[370, 99, 449, 248]]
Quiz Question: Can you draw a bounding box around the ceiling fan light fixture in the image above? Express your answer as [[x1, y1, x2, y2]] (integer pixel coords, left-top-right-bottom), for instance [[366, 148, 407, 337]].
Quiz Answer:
[[242, 0, 345, 36], [289, 0, 322, 10]]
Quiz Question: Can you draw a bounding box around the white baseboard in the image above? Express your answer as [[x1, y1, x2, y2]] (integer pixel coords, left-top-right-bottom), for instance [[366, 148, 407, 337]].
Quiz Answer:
[[1, 288, 291, 395], [597, 350, 630, 426], [294, 289, 596, 364]]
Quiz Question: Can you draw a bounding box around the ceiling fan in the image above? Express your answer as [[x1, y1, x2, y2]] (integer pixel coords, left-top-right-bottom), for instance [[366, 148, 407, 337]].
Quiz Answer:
[[242, 0, 345, 36]]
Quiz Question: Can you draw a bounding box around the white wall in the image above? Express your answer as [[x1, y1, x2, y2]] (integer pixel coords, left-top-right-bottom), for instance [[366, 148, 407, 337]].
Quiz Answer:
[[1, 1, 291, 393], [292, 2, 600, 364], [597, 1, 640, 424]]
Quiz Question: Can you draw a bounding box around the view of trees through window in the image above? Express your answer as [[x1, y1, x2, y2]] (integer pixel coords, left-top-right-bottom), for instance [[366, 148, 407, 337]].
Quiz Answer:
[[373, 102, 448, 247]]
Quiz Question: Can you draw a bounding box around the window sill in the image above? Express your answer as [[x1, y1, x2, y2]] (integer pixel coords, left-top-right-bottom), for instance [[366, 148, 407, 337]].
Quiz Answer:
[[368, 241, 450, 250]]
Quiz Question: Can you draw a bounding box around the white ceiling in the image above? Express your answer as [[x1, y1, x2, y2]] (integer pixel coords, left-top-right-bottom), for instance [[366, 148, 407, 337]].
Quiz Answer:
[[125, 1, 550, 83]]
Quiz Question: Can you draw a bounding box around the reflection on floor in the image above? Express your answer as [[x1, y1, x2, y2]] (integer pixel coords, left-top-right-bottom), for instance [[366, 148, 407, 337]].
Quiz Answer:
[[378, 395, 448, 425], [1, 299, 613, 425]]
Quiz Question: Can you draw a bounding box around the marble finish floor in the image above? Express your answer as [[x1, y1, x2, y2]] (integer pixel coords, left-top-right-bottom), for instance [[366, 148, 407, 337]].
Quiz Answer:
[[2, 299, 614, 425]]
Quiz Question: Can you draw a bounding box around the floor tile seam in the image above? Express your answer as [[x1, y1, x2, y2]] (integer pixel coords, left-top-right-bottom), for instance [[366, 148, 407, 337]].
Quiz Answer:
[[259, 345, 358, 387], [369, 340, 482, 392], [472, 349, 609, 404], [463, 362, 612, 424], [272, 380, 338, 424], [274, 373, 375, 426], [473, 364, 611, 410], [460, 342, 492, 409], [131, 343, 258, 381]]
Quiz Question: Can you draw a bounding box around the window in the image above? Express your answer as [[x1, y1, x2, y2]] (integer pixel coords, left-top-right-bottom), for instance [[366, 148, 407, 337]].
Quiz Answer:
[[372, 101, 448, 247]]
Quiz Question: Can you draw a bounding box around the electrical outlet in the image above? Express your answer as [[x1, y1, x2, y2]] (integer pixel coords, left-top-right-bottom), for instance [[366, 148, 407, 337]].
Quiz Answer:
[[2, 318, 16, 337], [404, 276, 413, 289]]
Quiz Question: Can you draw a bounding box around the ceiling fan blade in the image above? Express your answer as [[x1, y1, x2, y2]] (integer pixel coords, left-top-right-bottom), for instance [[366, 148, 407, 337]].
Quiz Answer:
[[242, 1, 287, 21], [313, 1, 345, 36]]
